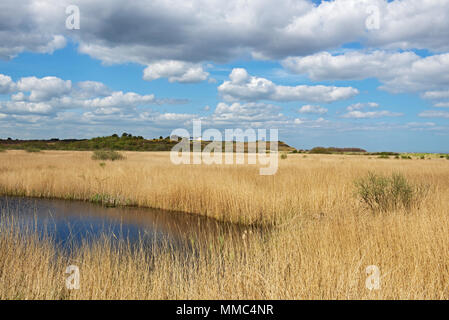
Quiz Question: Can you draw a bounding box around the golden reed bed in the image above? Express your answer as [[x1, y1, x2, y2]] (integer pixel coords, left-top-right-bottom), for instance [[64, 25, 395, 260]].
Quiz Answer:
[[1, 150, 449, 299]]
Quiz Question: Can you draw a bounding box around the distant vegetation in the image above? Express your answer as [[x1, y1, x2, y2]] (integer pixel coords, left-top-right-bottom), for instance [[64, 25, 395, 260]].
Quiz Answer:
[[0, 133, 295, 153], [2, 135, 448, 158], [24, 147, 41, 153], [368, 151, 400, 156], [309, 147, 367, 154]]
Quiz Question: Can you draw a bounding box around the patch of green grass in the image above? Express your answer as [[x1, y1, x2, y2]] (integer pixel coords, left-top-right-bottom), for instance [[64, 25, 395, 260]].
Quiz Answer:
[[24, 147, 41, 153], [355, 172, 429, 213], [91, 150, 125, 161], [90, 193, 131, 207], [378, 155, 390, 159], [401, 155, 412, 160]]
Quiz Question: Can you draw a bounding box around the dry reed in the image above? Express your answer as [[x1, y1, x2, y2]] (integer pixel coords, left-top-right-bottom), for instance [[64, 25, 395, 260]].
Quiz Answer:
[[0, 151, 448, 299]]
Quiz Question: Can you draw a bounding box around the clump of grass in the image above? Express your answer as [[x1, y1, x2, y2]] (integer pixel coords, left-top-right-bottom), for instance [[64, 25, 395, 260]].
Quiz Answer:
[[378, 155, 390, 159], [0, 147, 6, 153], [91, 150, 125, 161], [401, 155, 412, 160], [355, 172, 429, 213], [25, 147, 41, 153], [280, 153, 288, 160], [99, 162, 106, 168]]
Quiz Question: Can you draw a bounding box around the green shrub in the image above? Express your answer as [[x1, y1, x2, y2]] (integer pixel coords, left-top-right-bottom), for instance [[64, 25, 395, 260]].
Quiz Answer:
[[378, 155, 390, 159], [280, 153, 288, 160], [401, 155, 412, 160], [371, 152, 399, 156], [91, 150, 125, 161], [355, 172, 429, 213]]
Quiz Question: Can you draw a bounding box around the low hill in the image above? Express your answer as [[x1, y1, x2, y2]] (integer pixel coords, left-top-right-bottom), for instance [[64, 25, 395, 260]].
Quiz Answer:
[[0, 133, 295, 153]]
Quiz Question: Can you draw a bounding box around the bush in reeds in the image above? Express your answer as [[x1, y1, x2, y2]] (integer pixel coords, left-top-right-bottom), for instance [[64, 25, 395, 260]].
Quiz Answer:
[[355, 172, 429, 213], [91, 150, 125, 161]]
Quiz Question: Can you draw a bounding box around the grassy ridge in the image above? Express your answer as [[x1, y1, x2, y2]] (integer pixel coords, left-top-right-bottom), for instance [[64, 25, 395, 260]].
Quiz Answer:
[[0, 133, 295, 153]]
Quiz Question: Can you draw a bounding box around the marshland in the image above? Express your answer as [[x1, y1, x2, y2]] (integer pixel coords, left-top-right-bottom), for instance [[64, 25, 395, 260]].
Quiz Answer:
[[1, 149, 449, 299]]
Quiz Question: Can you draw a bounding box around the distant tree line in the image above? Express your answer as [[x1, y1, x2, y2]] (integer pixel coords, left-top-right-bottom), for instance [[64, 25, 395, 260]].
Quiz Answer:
[[0, 133, 295, 153]]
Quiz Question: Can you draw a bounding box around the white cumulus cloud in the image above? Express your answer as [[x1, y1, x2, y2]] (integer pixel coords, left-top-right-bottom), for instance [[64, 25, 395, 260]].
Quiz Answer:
[[282, 51, 449, 94], [143, 60, 209, 83], [298, 105, 328, 115], [342, 110, 403, 119], [218, 68, 358, 103], [418, 110, 449, 118]]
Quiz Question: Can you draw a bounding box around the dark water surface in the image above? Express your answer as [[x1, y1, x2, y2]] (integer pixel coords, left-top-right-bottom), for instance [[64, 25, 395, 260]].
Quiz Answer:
[[0, 196, 247, 251]]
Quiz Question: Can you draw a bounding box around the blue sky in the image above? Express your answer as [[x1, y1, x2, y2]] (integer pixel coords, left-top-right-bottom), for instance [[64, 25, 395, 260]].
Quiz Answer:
[[0, 0, 448, 152]]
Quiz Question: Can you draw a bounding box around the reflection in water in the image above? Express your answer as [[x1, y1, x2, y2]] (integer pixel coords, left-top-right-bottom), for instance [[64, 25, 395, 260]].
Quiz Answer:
[[0, 196, 251, 252]]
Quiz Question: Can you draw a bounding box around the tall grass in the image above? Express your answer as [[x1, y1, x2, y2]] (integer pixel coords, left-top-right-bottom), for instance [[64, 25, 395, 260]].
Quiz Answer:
[[0, 151, 449, 298], [2, 194, 449, 299], [0, 150, 448, 225]]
